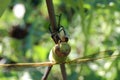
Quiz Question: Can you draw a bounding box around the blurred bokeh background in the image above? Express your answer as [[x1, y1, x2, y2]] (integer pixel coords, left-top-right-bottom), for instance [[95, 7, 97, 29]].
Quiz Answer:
[[0, 0, 120, 80]]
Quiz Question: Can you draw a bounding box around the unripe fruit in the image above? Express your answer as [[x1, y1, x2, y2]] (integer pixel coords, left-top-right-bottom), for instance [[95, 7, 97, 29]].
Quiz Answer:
[[54, 42, 71, 57], [49, 42, 71, 63]]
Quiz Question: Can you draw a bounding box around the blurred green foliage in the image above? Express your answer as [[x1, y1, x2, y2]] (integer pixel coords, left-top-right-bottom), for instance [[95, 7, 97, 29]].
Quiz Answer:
[[0, 0, 120, 80], [0, 0, 11, 17]]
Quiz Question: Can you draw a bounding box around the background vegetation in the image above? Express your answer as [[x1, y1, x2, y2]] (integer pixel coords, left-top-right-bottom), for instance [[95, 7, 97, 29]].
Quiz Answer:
[[0, 0, 120, 80]]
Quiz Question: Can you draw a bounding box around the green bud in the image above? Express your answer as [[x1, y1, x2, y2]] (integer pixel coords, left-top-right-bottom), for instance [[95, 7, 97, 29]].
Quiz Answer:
[[50, 42, 71, 63]]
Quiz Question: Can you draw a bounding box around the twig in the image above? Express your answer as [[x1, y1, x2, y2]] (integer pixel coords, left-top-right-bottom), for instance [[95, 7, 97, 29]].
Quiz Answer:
[[66, 54, 120, 64], [45, 0, 68, 80], [0, 54, 120, 68], [46, 0, 66, 80], [43, 0, 61, 80], [42, 66, 53, 80], [46, 0, 57, 32], [60, 64, 67, 80], [0, 62, 54, 67]]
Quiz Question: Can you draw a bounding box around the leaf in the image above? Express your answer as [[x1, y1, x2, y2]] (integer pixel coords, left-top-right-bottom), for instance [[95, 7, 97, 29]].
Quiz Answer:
[[0, 0, 11, 17], [33, 46, 49, 61]]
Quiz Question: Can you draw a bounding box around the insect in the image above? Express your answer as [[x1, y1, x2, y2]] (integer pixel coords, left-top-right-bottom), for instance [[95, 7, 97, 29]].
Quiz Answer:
[[49, 14, 68, 43]]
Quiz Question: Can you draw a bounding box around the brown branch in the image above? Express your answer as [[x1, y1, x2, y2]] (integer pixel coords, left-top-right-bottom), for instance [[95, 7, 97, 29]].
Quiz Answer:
[[66, 54, 120, 64], [0, 54, 120, 68], [60, 64, 67, 80], [46, 0, 57, 32], [42, 66, 53, 80], [0, 62, 54, 67], [45, 0, 68, 79], [43, 0, 59, 79]]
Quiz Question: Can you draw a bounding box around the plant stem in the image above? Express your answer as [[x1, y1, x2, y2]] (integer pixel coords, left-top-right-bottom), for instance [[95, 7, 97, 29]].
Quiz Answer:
[[46, 0, 60, 43], [45, 0, 68, 80], [0, 62, 54, 67], [60, 64, 67, 80], [42, 66, 53, 80], [46, 0, 57, 32]]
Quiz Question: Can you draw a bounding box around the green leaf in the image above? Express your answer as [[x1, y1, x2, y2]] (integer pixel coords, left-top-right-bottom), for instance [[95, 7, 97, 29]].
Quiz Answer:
[[0, 0, 11, 17], [33, 45, 49, 61]]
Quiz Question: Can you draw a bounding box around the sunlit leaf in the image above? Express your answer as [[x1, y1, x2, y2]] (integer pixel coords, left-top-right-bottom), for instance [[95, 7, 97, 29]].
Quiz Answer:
[[0, 0, 11, 17], [33, 46, 49, 61]]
